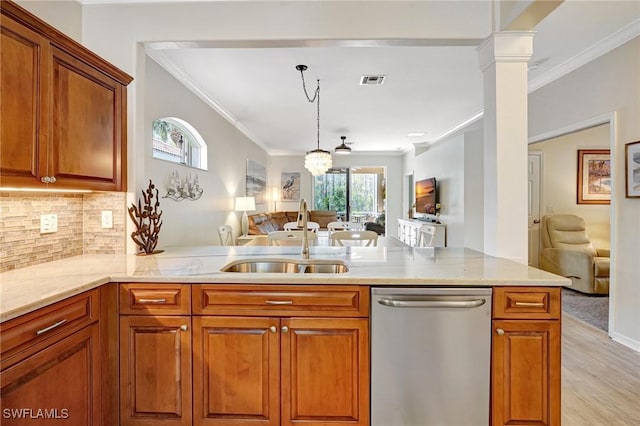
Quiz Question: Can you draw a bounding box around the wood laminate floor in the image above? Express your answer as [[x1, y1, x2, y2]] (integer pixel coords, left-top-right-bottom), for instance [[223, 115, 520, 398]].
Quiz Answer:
[[562, 314, 640, 425]]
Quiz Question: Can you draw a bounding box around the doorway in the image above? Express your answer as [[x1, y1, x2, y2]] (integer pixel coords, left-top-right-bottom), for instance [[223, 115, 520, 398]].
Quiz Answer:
[[528, 152, 542, 267], [312, 166, 387, 227], [528, 120, 613, 335]]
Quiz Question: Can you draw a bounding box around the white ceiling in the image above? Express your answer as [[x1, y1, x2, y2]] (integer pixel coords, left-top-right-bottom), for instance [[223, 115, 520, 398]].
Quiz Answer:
[[134, 0, 640, 155]]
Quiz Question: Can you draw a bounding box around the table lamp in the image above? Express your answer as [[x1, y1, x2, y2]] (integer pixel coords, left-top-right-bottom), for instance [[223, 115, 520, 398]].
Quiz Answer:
[[235, 196, 256, 236]]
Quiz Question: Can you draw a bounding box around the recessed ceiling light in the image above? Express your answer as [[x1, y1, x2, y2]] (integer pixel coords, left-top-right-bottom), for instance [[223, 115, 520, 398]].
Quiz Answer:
[[407, 132, 426, 137]]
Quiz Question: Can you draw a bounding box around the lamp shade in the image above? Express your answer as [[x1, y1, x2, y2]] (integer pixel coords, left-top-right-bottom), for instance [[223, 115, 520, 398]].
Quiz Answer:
[[235, 196, 256, 212]]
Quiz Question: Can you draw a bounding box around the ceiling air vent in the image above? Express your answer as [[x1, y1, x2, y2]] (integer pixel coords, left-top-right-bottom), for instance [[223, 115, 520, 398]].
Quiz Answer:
[[360, 75, 386, 86]]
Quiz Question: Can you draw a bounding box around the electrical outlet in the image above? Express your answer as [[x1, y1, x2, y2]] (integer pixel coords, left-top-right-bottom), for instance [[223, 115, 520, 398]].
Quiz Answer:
[[101, 210, 113, 229], [40, 214, 58, 234]]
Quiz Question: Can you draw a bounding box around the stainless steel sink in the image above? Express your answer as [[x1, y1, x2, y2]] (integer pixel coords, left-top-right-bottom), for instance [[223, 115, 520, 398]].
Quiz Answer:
[[220, 258, 348, 274]]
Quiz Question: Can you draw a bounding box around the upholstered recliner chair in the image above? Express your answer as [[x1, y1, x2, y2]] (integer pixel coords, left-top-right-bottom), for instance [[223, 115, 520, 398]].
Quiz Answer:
[[540, 214, 609, 294]]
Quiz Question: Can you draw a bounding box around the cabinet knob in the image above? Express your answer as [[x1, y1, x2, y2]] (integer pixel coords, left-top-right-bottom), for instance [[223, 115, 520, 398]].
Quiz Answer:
[[49, 176, 56, 183], [269, 326, 277, 333], [496, 328, 505, 336], [281, 326, 289, 333], [41, 176, 50, 183], [180, 324, 188, 331]]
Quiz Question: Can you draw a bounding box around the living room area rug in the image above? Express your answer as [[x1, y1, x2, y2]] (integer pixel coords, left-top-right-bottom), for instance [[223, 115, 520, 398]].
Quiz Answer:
[[561, 288, 609, 332]]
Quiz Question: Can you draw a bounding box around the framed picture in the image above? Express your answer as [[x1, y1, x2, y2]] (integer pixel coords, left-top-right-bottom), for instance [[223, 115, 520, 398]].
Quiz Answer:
[[281, 172, 301, 201], [625, 141, 640, 198], [577, 149, 611, 204], [246, 159, 266, 204]]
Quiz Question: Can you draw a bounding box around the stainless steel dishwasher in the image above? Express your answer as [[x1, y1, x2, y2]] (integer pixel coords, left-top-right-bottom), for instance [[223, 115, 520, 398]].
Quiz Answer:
[[371, 287, 492, 426]]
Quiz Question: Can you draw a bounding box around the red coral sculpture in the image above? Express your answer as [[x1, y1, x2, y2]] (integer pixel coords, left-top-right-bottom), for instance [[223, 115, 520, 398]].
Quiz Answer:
[[128, 180, 163, 255]]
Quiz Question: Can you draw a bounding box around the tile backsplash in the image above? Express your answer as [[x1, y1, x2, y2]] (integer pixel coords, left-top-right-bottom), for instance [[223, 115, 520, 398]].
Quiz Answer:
[[0, 192, 126, 272]]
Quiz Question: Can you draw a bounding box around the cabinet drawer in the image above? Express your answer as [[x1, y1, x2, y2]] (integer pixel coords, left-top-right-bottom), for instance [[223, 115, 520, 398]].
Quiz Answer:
[[1, 289, 99, 365], [193, 285, 369, 317], [119, 283, 191, 315], [493, 287, 560, 320]]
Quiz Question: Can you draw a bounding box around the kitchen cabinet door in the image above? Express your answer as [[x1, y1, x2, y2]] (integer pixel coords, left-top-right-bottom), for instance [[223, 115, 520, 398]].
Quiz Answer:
[[50, 46, 126, 191], [281, 317, 369, 426], [491, 320, 561, 426], [0, 324, 101, 426], [0, 14, 50, 186], [192, 316, 280, 426], [120, 316, 192, 426], [0, 1, 131, 191]]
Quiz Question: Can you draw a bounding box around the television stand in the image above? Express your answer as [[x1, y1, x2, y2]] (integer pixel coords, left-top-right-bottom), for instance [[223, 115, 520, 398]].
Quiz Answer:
[[397, 218, 446, 247]]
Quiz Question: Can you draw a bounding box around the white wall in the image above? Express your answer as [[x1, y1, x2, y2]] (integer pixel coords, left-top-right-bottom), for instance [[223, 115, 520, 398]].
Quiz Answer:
[[464, 127, 485, 251], [145, 58, 268, 246], [404, 124, 483, 249], [16, 0, 82, 42], [529, 38, 640, 349], [529, 124, 611, 249]]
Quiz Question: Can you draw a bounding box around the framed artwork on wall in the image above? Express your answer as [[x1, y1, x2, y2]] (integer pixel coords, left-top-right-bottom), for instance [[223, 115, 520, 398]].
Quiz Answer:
[[281, 172, 301, 201], [577, 149, 611, 204], [625, 141, 640, 198], [246, 159, 266, 204]]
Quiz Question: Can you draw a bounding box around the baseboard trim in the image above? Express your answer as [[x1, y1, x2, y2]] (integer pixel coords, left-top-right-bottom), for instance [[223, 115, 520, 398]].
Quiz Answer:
[[610, 331, 640, 352]]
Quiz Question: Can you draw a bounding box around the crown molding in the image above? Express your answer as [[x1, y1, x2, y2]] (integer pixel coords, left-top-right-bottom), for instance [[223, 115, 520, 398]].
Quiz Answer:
[[528, 19, 640, 93], [144, 48, 272, 154]]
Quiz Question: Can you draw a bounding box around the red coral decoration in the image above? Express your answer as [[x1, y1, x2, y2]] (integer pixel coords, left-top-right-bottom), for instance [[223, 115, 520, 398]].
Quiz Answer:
[[128, 180, 163, 255]]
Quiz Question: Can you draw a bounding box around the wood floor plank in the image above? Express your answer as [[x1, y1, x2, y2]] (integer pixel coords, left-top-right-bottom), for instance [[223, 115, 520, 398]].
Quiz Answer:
[[562, 314, 640, 425]]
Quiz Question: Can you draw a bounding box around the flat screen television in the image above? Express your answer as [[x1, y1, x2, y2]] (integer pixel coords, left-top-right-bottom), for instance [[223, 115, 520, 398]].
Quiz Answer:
[[415, 177, 437, 215]]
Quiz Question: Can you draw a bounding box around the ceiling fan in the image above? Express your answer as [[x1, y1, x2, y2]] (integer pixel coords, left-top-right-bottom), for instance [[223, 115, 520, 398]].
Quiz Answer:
[[334, 136, 354, 154]]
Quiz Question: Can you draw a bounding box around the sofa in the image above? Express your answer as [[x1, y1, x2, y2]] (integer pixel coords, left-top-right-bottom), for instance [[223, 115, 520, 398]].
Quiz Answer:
[[248, 210, 337, 235]]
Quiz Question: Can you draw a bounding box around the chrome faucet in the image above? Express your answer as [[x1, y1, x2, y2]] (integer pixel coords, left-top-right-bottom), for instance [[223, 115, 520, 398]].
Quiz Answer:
[[297, 198, 310, 259]]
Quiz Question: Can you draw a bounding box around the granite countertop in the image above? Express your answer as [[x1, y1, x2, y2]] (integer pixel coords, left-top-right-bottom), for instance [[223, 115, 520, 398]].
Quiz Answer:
[[0, 245, 569, 322]]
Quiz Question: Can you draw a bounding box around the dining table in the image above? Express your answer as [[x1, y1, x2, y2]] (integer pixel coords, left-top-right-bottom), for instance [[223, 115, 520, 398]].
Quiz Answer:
[[243, 232, 408, 247]]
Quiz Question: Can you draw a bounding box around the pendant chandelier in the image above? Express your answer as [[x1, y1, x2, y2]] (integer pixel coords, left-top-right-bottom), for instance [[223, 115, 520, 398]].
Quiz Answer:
[[296, 65, 332, 176]]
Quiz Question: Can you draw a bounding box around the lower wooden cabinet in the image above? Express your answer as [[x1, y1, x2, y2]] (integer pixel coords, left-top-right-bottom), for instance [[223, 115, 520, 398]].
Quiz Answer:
[[282, 317, 369, 426], [192, 316, 280, 426], [192, 316, 369, 426], [0, 290, 101, 426], [119, 316, 192, 426], [119, 283, 369, 426], [491, 287, 561, 426]]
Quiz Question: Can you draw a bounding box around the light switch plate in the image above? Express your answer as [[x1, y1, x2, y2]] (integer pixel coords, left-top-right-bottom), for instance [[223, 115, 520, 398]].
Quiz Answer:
[[101, 210, 113, 229], [40, 214, 58, 234]]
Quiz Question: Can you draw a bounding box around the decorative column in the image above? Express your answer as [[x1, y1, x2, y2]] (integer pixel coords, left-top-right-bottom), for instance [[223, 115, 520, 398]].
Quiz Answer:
[[478, 32, 533, 263]]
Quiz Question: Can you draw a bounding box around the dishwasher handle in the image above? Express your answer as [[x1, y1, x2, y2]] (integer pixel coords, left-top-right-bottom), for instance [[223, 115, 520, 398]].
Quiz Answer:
[[377, 297, 486, 309]]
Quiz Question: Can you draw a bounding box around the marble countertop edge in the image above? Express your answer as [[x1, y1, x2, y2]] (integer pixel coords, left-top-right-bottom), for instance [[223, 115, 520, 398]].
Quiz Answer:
[[0, 247, 569, 323]]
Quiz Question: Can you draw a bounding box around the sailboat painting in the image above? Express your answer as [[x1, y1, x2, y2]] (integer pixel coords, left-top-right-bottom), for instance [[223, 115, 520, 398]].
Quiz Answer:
[[246, 159, 267, 204]]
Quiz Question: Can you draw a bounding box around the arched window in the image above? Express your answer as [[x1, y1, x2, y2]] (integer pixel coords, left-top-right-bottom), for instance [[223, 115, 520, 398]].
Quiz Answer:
[[152, 117, 208, 170]]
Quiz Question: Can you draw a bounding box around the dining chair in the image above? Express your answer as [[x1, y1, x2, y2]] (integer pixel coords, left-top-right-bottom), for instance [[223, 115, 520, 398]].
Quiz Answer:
[[217, 225, 234, 246], [417, 224, 437, 247], [283, 221, 320, 233], [327, 221, 364, 234], [268, 230, 318, 246], [330, 230, 378, 247]]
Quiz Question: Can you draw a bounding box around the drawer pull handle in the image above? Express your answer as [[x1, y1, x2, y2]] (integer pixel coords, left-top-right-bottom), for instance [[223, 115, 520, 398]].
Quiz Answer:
[[36, 319, 67, 335], [265, 300, 293, 305], [514, 302, 545, 307], [138, 298, 167, 304]]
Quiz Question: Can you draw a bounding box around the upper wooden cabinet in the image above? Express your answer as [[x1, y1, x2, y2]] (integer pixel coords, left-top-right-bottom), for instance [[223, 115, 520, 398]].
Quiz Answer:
[[0, 1, 132, 191]]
